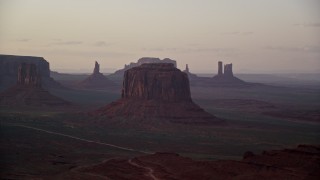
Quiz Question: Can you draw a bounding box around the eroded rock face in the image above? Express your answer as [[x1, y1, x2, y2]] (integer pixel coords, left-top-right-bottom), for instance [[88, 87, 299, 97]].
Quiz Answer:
[[212, 61, 245, 84], [0, 55, 50, 77], [0, 54, 62, 90], [183, 64, 199, 81], [94, 63, 221, 124], [77, 61, 116, 89], [0, 63, 70, 107], [122, 63, 191, 102], [137, 57, 176, 66], [218, 61, 223, 76], [224, 63, 233, 77], [180, 62, 254, 87], [93, 61, 100, 74], [17, 63, 41, 87]]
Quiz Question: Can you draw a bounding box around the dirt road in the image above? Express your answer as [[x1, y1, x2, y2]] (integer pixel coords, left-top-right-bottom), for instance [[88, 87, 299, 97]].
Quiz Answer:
[[8, 124, 152, 154], [128, 159, 160, 180]]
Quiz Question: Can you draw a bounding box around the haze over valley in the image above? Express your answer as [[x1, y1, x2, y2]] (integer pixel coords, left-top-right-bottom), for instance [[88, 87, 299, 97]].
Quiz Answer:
[[0, 1, 319, 179]]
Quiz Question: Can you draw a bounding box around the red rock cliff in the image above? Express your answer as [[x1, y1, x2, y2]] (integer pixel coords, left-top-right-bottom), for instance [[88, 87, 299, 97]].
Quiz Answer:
[[121, 63, 191, 102], [94, 63, 222, 124], [0, 63, 70, 107], [0, 54, 63, 89], [17, 63, 41, 87]]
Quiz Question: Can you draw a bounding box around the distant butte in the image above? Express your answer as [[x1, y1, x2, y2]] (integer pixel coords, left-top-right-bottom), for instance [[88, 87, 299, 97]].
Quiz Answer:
[[77, 61, 116, 89], [0, 63, 70, 107], [0, 54, 63, 90], [212, 61, 246, 84], [94, 63, 223, 124], [109, 57, 177, 77], [184, 61, 255, 87]]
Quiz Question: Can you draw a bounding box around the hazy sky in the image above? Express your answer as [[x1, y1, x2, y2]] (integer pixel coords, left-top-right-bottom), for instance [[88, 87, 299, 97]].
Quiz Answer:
[[1, 0, 319, 73]]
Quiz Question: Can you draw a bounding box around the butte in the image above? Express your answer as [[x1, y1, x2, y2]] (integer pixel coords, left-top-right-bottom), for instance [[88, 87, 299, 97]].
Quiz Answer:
[[110, 57, 177, 78], [0, 54, 63, 90], [212, 61, 246, 84], [0, 63, 70, 107], [94, 63, 223, 124]]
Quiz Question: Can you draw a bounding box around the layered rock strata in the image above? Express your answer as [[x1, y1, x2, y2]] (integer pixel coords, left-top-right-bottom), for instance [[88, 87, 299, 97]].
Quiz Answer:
[[95, 63, 221, 124], [17, 63, 41, 87], [0, 54, 62, 90], [0, 63, 70, 107]]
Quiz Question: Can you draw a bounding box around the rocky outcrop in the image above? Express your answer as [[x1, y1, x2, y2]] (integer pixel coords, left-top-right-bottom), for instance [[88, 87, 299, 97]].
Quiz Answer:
[[185, 64, 189, 73], [212, 61, 246, 84], [183, 64, 199, 81], [93, 61, 100, 74], [77, 61, 116, 89], [136, 57, 177, 67], [80, 145, 320, 180], [122, 63, 191, 102], [0, 55, 50, 77], [224, 63, 233, 77], [218, 61, 223, 76], [181, 63, 253, 87], [17, 63, 41, 87], [94, 63, 221, 124], [0, 63, 70, 107], [0, 54, 63, 90], [109, 57, 177, 77]]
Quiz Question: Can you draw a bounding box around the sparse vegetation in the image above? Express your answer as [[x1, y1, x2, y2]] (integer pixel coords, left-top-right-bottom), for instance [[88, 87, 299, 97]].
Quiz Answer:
[[1, 77, 319, 178]]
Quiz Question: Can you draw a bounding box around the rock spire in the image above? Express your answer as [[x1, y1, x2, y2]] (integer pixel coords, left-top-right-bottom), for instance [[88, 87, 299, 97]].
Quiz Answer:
[[77, 61, 116, 89], [93, 61, 100, 74]]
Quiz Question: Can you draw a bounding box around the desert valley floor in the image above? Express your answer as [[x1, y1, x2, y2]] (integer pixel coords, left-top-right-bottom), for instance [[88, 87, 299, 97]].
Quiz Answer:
[[1, 74, 319, 179]]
